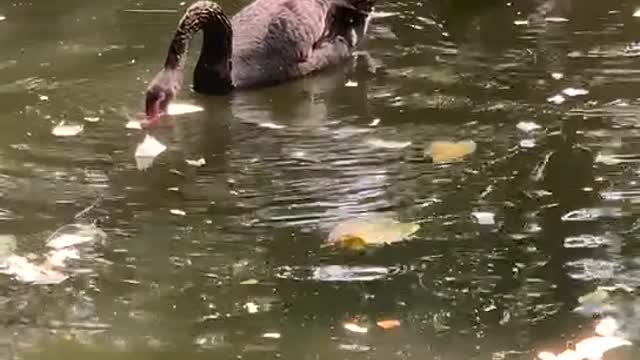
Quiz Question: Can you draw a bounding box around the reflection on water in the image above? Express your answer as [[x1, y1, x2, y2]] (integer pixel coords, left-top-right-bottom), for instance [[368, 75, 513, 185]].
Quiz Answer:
[[0, 0, 639, 359]]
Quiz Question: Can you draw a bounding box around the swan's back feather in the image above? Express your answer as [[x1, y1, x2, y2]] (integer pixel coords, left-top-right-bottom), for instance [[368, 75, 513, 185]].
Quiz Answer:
[[229, 0, 359, 87]]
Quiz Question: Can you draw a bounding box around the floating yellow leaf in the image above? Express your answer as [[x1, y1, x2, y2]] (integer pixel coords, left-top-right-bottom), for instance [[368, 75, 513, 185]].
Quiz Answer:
[[429, 140, 477, 164], [326, 217, 420, 249]]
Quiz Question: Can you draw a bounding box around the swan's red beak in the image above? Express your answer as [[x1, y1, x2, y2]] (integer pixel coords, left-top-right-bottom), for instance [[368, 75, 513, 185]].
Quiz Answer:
[[144, 91, 167, 127]]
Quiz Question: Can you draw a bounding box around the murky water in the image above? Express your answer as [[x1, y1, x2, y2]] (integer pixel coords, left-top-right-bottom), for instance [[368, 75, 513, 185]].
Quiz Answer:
[[1, 0, 640, 358]]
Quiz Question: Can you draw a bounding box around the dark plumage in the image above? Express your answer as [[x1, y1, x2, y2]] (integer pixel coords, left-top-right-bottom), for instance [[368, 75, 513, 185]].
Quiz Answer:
[[144, 0, 375, 124]]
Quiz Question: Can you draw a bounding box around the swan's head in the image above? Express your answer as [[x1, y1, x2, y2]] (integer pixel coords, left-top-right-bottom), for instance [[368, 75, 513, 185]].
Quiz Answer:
[[144, 69, 183, 125]]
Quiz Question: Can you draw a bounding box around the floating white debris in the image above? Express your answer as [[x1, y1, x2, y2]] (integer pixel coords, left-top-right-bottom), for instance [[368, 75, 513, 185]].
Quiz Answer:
[[345, 80, 358, 87], [537, 351, 564, 360], [52, 122, 84, 137], [39, 95, 49, 101], [45, 248, 80, 268], [166, 103, 203, 116], [258, 122, 285, 130], [125, 120, 143, 130], [595, 317, 619, 337], [514, 19, 529, 26], [594, 153, 630, 165], [574, 336, 631, 359], [516, 121, 542, 133], [561, 208, 622, 222], [343, 322, 368, 334], [563, 235, 608, 249], [244, 302, 259, 314], [0, 254, 68, 285], [562, 87, 589, 97], [311, 265, 390, 282], [369, 118, 381, 126], [551, 72, 564, 80], [169, 209, 186, 216], [519, 139, 536, 148], [338, 344, 372, 352], [134, 134, 167, 170], [46, 223, 106, 249], [84, 116, 100, 123], [262, 332, 281, 339], [472, 212, 495, 225], [0, 15, 5, 22], [185, 158, 206, 167], [366, 138, 411, 149], [547, 94, 566, 104], [634, 9, 640, 17], [371, 11, 398, 19], [545, 17, 569, 23], [537, 335, 632, 360]]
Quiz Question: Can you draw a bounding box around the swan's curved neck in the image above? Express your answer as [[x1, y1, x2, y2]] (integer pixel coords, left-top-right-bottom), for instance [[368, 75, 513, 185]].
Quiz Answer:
[[163, 1, 233, 71]]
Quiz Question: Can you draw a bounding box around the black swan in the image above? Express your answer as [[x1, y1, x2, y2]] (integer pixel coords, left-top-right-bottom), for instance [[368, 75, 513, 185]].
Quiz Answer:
[[144, 0, 376, 124]]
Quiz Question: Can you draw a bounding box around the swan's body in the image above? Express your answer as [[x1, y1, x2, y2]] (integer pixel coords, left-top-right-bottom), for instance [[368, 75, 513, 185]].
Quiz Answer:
[[144, 0, 375, 124]]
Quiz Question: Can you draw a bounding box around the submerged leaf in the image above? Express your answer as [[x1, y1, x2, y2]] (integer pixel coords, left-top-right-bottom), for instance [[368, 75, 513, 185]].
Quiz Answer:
[[326, 217, 420, 249], [428, 140, 477, 164]]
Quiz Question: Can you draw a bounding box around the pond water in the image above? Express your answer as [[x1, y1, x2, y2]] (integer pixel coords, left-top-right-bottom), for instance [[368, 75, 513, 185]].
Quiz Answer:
[[0, 0, 640, 359]]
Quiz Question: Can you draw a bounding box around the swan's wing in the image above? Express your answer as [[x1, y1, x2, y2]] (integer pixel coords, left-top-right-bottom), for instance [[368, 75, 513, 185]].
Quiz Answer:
[[263, 0, 331, 63]]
